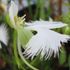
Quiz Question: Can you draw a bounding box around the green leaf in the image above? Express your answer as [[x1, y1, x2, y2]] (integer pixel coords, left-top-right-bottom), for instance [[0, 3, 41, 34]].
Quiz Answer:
[[64, 27, 70, 34], [13, 30, 25, 70], [59, 47, 66, 65], [30, 55, 41, 66], [17, 26, 33, 47], [68, 55, 70, 69], [0, 43, 2, 49], [62, 12, 70, 25]]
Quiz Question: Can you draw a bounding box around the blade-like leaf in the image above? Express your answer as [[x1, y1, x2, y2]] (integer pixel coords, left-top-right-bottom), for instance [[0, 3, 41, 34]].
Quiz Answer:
[[0, 43, 2, 49], [68, 55, 70, 69]]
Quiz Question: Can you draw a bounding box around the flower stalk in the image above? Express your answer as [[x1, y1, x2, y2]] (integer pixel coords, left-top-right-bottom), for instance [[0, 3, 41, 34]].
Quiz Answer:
[[17, 38, 39, 70]]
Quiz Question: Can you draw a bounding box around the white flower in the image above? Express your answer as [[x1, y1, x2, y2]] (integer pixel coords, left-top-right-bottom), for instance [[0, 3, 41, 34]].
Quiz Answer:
[[23, 21, 70, 59], [9, 1, 25, 28], [0, 24, 8, 46], [8, 1, 70, 60], [9, 1, 18, 27]]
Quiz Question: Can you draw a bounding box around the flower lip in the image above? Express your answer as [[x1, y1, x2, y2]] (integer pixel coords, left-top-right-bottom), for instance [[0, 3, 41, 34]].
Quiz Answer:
[[23, 28, 70, 60], [23, 21, 69, 60]]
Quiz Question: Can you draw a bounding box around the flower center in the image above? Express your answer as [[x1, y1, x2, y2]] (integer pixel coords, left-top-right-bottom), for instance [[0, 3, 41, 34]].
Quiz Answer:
[[14, 15, 26, 26]]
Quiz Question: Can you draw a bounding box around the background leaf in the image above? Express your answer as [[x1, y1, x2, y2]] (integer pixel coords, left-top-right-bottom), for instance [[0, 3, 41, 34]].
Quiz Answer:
[[59, 47, 66, 65]]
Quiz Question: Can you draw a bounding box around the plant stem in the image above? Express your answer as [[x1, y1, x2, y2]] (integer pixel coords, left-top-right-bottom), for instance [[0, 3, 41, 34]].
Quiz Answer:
[[17, 38, 39, 70], [13, 30, 25, 70]]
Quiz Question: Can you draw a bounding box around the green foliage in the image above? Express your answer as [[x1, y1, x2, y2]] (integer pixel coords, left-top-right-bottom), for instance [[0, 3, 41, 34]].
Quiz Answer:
[[61, 12, 70, 34], [62, 13, 70, 24], [68, 55, 70, 69], [27, 0, 51, 20], [59, 47, 66, 65], [0, 43, 2, 49]]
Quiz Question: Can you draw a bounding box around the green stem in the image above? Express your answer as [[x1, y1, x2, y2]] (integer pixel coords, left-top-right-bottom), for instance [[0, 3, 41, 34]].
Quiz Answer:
[[13, 30, 25, 70], [34, 0, 45, 20], [34, 0, 39, 20], [27, 0, 33, 19], [17, 39, 39, 70], [39, 0, 45, 19]]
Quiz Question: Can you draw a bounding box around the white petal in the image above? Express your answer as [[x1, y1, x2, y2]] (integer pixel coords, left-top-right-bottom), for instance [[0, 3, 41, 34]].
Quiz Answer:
[[24, 29, 70, 59], [9, 1, 18, 25], [25, 21, 67, 29], [0, 24, 9, 45]]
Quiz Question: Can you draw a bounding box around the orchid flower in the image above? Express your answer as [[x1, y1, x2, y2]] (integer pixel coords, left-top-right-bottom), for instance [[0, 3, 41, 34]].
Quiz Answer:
[[24, 21, 70, 59], [9, 1, 25, 28], [9, 1, 70, 60], [0, 24, 8, 47], [8, 1, 70, 70], [8, 1, 37, 70], [9, 1, 33, 45]]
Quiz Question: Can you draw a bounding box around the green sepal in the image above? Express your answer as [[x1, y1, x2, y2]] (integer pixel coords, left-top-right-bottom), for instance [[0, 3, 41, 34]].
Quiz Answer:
[[17, 26, 33, 47], [5, 14, 14, 28]]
